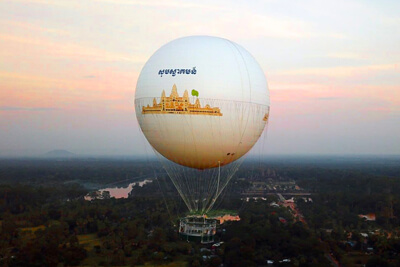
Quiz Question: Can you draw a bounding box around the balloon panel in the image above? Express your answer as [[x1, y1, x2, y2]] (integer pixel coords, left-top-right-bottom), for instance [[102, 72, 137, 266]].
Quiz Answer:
[[136, 36, 269, 106], [135, 36, 270, 170], [136, 94, 269, 169]]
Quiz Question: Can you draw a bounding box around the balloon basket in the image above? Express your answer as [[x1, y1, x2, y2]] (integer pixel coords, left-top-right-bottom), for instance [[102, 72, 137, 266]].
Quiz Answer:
[[179, 216, 216, 244]]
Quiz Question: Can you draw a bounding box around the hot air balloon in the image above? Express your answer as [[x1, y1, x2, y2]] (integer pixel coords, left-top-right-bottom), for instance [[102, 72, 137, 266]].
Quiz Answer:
[[135, 36, 270, 243]]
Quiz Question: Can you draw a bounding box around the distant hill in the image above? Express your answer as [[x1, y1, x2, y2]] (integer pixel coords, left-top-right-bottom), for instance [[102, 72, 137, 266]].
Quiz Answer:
[[43, 149, 76, 158]]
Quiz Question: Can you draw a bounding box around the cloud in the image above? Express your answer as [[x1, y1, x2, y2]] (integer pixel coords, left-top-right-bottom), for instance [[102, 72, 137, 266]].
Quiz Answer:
[[7, 0, 223, 10], [82, 75, 97, 79], [0, 69, 137, 112], [0, 20, 71, 37], [4, 0, 72, 7], [156, 10, 345, 40], [92, 0, 219, 9], [321, 53, 368, 60], [270, 64, 398, 78], [0, 33, 146, 63], [316, 97, 342, 101], [0, 106, 59, 111], [383, 17, 400, 26]]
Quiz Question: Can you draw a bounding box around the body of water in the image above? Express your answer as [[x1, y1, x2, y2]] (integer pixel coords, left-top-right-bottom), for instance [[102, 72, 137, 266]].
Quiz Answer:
[[85, 179, 152, 200]]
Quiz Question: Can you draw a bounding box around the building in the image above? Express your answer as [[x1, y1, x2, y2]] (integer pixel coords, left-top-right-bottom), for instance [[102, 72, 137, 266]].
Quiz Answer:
[[358, 213, 376, 221]]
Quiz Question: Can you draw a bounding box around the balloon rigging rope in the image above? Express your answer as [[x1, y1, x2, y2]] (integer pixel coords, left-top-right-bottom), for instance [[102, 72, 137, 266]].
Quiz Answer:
[[153, 113, 193, 211], [208, 105, 266, 212], [136, 99, 269, 215], [154, 170, 175, 225]]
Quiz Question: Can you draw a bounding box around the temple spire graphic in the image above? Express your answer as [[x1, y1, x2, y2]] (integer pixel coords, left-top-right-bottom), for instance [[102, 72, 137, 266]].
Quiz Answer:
[[142, 85, 222, 116], [170, 84, 179, 98]]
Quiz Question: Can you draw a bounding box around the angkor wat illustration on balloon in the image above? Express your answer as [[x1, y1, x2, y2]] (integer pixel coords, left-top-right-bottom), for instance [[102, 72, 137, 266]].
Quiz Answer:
[[142, 84, 223, 116]]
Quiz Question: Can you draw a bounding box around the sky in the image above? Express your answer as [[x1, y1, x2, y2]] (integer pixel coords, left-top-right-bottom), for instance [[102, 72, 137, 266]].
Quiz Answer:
[[0, 0, 399, 156]]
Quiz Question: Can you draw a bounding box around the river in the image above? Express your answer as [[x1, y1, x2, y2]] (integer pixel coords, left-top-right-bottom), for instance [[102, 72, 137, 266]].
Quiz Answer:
[[85, 179, 153, 200]]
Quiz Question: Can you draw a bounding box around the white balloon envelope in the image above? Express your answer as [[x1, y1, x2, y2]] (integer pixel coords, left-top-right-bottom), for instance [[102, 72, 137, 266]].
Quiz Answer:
[[135, 36, 270, 213]]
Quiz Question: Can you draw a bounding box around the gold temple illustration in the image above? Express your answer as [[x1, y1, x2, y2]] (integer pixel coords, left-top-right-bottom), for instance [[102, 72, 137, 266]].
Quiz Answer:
[[142, 84, 222, 116]]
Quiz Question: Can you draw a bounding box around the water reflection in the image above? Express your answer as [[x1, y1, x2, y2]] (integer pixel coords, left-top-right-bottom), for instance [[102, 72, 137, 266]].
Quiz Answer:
[[85, 179, 152, 200], [214, 214, 240, 224]]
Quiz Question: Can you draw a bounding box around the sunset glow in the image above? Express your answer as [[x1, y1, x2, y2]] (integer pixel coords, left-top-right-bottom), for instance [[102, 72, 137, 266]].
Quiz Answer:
[[1, 0, 399, 155]]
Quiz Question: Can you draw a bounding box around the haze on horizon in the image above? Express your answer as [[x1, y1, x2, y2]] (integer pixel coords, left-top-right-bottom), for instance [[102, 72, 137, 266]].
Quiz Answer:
[[0, 0, 399, 157]]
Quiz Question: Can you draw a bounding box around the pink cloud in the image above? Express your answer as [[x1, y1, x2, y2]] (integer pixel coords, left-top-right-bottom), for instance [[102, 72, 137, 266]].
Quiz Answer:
[[0, 33, 146, 63], [0, 69, 138, 112]]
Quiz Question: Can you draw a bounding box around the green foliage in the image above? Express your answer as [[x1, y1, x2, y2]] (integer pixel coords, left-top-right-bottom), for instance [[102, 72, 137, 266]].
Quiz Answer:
[[191, 89, 199, 97], [1, 157, 400, 266], [221, 201, 330, 266]]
